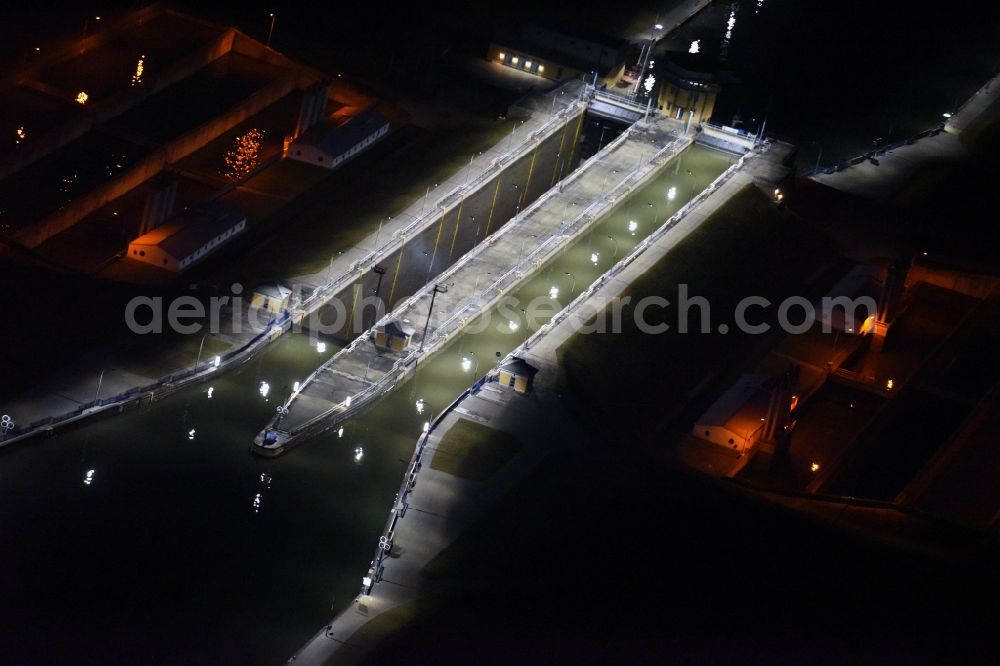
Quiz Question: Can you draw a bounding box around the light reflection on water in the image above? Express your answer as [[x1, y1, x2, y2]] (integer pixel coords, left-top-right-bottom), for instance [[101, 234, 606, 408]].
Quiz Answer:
[[656, 0, 999, 166], [0, 144, 733, 663]]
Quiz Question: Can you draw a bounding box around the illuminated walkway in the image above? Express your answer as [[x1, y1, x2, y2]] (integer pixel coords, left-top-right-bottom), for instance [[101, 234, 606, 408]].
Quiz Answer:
[[285, 131, 790, 666]]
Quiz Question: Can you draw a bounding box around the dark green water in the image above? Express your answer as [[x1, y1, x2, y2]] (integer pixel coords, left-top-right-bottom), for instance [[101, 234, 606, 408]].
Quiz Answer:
[[0, 145, 731, 664]]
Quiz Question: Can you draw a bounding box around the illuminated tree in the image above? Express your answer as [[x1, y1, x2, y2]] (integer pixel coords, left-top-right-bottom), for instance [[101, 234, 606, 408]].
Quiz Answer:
[[224, 128, 265, 182], [132, 55, 145, 86]]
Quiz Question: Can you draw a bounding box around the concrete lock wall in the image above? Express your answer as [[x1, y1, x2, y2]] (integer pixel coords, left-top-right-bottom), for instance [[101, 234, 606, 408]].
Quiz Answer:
[[309, 110, 586, 341], [15, 61, 311, 249], [0, 25, 237, 182], [698, 123, 755, 153]]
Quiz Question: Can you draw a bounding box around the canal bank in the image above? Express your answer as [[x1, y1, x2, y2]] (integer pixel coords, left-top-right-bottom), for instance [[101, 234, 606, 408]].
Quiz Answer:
[[0, 117, 743, 666], [809, 71, 1000, 201], [1, 82, 588, 449], [288, 141, 779, 663], [253, 113, 693, 455]]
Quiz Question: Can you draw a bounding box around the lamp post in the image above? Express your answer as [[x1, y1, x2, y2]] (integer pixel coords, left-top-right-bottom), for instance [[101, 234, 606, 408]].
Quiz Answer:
[[267, 13, 276, 48], [601, 168, 618, 196], [82, 15, 100, 38], [421, 183, 438, 216], [373, 217, 387, 251], [419, 284, 448, 351], [518, 234, 537, 264], [372, 264, 387, 302], [507, 121, 520, 152], [364, 354, 379, 384], [473, 272, 492, 299], [195, 334, 207, 369], [549, 90, 567, 117], [812, 141, 823, 173], [563, 199, 576, 225], [464, 154, 475, 185], [93, 369, 105, 405], [743, 417, 767, 453], [327, 250, 342, 282]]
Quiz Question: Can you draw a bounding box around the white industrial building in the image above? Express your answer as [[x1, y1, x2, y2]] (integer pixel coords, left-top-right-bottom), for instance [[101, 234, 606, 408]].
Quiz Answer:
[[127, 202, 246, 272], [285, 108, 389, 170], [693, 374, 774, 452]]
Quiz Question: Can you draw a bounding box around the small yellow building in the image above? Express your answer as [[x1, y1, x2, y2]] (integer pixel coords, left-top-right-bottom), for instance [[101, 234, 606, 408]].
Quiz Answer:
[[498, 357, 538, 394], [693, 375, 773, 452], [657, 60, 720, 126], [251, 282, 292, 314], [374, 320, 415, 352]]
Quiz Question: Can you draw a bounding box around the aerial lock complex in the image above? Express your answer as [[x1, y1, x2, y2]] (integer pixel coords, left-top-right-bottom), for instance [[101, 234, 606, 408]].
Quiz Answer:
[[2, 1, 1000, 663]]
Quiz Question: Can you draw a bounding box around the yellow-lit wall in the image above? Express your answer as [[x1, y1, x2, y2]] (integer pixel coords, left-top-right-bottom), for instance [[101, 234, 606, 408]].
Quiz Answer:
[[658, 83, 717, 125], [488, 44, 563, 80], [499, 369, 532, 394], [487, 44, 622, 88], [374, 331, 409, 352], [251, 292, 288, 314]]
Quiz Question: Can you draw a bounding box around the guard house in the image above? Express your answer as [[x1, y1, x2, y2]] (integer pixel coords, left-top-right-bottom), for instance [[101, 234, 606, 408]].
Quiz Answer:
[[693, 375, 774, 452], [373, 320, 415, 352], [127, 202, 246, 272], [285, 107, 389, 170], [251, 282, 292, 314], [498, 357, 538, 394]]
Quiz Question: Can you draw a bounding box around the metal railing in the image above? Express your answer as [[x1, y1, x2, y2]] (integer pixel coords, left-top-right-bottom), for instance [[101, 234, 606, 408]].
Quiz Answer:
[[2, 310, 292, 447], [357, 134, 751, 604], [266, 125, 692, 442], [508, 148, 751, 362], [803, 126, 946, 178], [593, 89, 651, 114], [294, 99, 588, 319]]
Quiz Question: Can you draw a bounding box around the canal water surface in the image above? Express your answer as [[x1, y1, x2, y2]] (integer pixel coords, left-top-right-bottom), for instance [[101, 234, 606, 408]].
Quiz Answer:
[[0, 145, 731, 663]]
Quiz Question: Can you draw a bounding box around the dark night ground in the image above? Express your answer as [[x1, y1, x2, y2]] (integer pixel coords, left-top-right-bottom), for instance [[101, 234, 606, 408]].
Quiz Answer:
[[361, 437, 1000, 664], [353, 19, 1000, 664], [359, 118, 1000, 666], [356, 143, 1000, 665]]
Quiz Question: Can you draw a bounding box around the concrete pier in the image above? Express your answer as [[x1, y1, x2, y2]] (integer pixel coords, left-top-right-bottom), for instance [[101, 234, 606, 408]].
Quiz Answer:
[[289, 83, 589, 340]]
